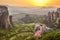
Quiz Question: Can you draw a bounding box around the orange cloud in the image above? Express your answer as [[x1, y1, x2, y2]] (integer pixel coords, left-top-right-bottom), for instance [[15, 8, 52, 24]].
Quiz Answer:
[[0, 0, 60, 7]]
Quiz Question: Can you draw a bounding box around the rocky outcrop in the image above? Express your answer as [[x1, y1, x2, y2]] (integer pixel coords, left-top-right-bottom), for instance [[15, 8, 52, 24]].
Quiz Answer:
[[46, 8, 60, 29], [21, 14, 32, 23], [47, 8, 60, 23], [0, 5, 12, 29]]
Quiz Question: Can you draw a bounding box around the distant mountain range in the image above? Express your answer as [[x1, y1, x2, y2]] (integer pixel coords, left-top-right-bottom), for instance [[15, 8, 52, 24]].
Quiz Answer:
[[7, 6, 57, 15]]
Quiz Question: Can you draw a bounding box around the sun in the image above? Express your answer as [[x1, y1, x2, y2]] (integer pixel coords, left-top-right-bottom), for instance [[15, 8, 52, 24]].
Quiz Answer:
[[32, 0, 49, 7]]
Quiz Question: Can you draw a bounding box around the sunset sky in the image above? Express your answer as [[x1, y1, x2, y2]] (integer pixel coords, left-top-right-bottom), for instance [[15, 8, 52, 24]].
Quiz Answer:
[[0, 0, 60, 7]]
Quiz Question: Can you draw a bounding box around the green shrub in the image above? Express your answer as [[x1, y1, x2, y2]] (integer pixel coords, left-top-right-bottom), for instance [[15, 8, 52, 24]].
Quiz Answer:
[[0, 23, 60, 40], [41, 31, 60, 40], [25, 31, 60, 40]]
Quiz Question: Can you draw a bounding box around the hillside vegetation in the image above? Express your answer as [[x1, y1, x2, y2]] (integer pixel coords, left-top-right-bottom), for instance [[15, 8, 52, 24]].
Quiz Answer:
[[0, 22, 60, 40]]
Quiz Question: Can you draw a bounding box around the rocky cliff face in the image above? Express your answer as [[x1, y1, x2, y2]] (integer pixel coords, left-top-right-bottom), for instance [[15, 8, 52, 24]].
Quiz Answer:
[[0, 5, 12, 29], [46, 8, 60, 29]]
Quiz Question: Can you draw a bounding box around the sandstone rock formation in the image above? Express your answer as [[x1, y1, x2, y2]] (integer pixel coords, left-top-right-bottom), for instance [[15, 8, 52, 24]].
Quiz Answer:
[[0, 5, 12, 29]]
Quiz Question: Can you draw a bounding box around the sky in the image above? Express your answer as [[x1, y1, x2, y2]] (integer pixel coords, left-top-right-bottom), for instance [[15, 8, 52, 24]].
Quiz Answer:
[[0, 0, 60, 7]]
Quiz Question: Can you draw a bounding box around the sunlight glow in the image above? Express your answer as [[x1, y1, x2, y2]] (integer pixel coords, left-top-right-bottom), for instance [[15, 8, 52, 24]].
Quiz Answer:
[[32, 0, 50, 6], [0, 0, 60, 7]]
